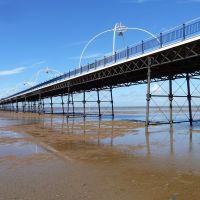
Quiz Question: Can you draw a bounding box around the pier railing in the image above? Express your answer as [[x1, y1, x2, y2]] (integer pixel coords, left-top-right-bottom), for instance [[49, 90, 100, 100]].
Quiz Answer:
[[3, 17, 200, 100]]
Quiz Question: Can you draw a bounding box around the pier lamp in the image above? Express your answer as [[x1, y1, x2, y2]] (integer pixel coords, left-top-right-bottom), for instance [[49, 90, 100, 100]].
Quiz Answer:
[[79, 22, 158, 68]]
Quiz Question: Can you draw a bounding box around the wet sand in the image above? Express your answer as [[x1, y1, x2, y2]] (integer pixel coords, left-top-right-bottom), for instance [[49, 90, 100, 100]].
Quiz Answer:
[[0, 111, 200, 200]]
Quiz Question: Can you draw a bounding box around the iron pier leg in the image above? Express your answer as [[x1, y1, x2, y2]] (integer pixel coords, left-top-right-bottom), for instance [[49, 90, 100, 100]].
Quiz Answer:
[[169, 76, 173, 126], [35, 101, 37, 113], [186, 73, 193, 126], [24, 97, 27, 112], [22, 102, 24, 112], [42, 99, 45, 113], [71, 93, 75, 115], [23, 101, 25, 112], [50, 97, 53, 114], [97, 89, 101, 117], [27, 101, 30, 112], [16, 100, 18, 113], [30, 101, 33, 112], [38, 94, 42, 114], [67, 93, 70, 116], [61, 95, 65, 114], [83, 91, 86, 117], [12, 102, 15, 112], [145, 57, 151, 126], [32, 101, 34, 113], [32, 101, 35, 113], [110, 87, 114, 117]]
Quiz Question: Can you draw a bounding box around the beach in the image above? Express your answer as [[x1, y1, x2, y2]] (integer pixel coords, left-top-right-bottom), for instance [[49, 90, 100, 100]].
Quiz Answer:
[[0, 110, 200, 200]]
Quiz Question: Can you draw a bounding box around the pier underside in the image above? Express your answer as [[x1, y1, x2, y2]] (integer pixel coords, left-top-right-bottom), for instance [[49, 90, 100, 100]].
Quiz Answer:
[[1, 39, 200, 126]]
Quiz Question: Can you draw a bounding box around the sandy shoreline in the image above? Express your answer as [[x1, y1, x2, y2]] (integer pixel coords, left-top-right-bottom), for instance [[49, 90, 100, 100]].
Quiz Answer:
[[0, 111, 200, 200]]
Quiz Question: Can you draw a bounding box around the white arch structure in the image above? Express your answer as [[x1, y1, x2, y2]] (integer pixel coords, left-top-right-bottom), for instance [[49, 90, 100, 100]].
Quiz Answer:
[[24, 67, 62, 87], [0, 67, 63, 98], [33, 67, 62, 85], [79, 23, 160, 68]]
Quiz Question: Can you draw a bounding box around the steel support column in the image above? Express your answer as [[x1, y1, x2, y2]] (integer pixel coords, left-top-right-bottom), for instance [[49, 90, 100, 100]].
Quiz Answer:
[[16, 100, 18, 113], [61, 95, 65, 114], [28, 101, 30, 112], [38, 93, 42, 114], [12, 102, 14, 112], [42, 99, 45, 113], [83, 91, 86, 117], [33, 101, 36, 113], [67, 93, 70, 115], [50, 96, 53, 114], [97, 89, 101, 117], [24, 97, 27, 112], [146, 57, 151, 126], [71, 93, 74, 115], [23, 98, 26, 113], [67, 86, 70, 115], [169, 76, 173, 126], [30, 101, 32, 112], [186, 73, 193, 126], [110, 87, 114, 117]]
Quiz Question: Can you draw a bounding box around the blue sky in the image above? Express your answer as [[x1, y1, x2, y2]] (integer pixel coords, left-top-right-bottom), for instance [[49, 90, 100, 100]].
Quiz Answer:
[[0, 0, 200, 105]]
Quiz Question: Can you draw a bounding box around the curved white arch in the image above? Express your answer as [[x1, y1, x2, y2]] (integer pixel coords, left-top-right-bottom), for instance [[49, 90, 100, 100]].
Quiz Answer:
[[78, 29, 113, 68], [126, 27, 159, 42], [79, 26, 159, 68], [44, 67, 62, 76], [23, 81, 34, 87], [1, 67, 63, 99], [33, 67, 62, 85]]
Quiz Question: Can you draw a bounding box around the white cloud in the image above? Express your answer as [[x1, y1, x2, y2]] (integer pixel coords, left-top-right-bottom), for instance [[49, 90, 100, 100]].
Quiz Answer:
[[24, 60, 46, 69], [0, 67, 25, 76], [31, 60, 46, 67]]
